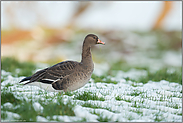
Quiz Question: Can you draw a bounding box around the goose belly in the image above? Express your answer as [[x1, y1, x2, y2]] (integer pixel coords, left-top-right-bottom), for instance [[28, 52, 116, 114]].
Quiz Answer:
[[67, 73, 92, 91]]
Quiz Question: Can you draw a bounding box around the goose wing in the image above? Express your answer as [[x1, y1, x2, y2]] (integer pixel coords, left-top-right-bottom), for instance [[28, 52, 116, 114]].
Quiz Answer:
[[20, 61, 79, 85]]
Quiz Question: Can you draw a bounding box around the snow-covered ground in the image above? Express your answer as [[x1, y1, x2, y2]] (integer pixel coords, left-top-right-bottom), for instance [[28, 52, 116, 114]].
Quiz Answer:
[[1, 68, 182, 122], [1, 2, 182, 122]]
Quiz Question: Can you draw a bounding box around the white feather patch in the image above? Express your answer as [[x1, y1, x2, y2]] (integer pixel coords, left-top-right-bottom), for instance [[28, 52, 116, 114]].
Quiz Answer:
[[27, 82, 63, 92], [42, 78, 55, 82]]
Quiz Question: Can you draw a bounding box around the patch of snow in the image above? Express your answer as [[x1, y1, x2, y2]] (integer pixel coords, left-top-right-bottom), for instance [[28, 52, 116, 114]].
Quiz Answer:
[[115, 69, 148, 80], [14, 105, 21, 110], [167, 67, 176, 74], [160, 80, 169, 85], [52, 115, 83, 122], [33, 102, 44, 113], [1, 111, 20, 121], [3, 102, 14, 109], [1, 75, 18, 86], [36, 116, 48, 122], [53, 115, 70, 122], [74, 105, 98, 122], [1, 67, 182, 122], [15, 68, 21, 74], [1, 70, 11, 76], [93, 62, 110, 76], [163, 51, 182, 67]]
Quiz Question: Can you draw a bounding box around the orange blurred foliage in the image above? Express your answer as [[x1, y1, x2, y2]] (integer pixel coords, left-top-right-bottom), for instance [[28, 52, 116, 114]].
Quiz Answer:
[[1, 30, 33, 44], [152, 1, 173, 30]]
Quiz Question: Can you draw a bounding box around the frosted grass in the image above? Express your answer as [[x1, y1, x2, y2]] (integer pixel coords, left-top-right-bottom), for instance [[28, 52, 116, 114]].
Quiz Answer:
[[1, 68, 182, 122]]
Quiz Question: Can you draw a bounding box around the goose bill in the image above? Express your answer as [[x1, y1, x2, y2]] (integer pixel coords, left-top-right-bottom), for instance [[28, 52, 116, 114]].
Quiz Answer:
[[97, 39, 105, 45]]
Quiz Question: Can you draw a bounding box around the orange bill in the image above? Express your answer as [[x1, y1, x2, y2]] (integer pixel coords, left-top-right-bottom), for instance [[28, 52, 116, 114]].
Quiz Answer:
[[97, 39, 105, 45]]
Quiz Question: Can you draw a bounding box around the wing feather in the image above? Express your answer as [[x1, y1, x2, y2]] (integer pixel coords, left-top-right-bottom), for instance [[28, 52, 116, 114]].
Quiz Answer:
[[26, 61, 79, 84]]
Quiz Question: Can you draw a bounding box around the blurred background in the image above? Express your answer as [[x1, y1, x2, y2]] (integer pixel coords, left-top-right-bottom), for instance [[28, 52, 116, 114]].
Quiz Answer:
[[1, 1, 182, 74]]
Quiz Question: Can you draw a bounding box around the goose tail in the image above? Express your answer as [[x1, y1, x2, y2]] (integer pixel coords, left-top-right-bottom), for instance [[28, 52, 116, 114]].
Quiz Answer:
[[19, 76, 32, 85]]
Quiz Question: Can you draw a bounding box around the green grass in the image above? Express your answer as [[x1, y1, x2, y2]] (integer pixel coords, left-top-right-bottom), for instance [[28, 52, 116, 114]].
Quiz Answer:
[[1, 89, 22, 105], [82, 103, 99, 109], [127, 115, 134, 121], [97, 115, 111, 122], [4, 83, 14, 88], [1, 77, 5, 83], [15, 100, 38, 121], [115, 95, 123, 101], [81, 103, 117, 113], [138, 67, 182, 84], [109, 63, 182, 85], [37, 92, 76, 118], [74, 91, 105, 101], [167, 103, 180, 109], [1, 57, 36, 77], [91, 74, 105, 82], [177, 112, 182, 116], [1, 53, 182, 122], [130, 109, 143, 116], [39, 99, 75, 117], [1, 91, 76, 122], [128, 90, 144, 97], [130, 82, 143, 87], [131, 101, 141, 108], [1, 95, 38, 122], [64, 91, 75, 96], [115, 96, 132, 103], [1, 111, 8, 120], [108, 60, 127, 71], [91, 110, 111, 122], [91, 74, 118, 84], [154, 111, 164, 122]]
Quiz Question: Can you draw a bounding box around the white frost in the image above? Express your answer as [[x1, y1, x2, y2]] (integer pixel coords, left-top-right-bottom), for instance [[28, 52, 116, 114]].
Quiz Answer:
[[2, 111, 20, 121], [1, 68, 182, 122], [74, 105, 98, 122], [115, 69, 148, 80], [33, 102, 44, 113], [94, 62, 110, 76], [3, 102, 13, 109], [36, 116, 48, 122]]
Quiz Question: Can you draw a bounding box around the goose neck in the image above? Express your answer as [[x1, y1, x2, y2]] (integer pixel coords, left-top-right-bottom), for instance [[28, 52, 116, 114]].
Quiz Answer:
[[81, 46, 92, 64]]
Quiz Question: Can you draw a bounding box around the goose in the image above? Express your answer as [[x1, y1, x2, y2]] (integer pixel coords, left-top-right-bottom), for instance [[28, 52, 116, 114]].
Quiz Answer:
[[19, 34, 105, 92]]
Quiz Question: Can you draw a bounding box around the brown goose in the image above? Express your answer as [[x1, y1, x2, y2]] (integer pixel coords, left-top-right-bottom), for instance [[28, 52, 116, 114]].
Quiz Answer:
[[19, 34, 105, 92]]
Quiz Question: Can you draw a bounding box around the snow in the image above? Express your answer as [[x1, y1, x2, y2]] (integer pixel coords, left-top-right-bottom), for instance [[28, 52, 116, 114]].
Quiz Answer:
[[163, 51, 182, 67], [115, 69, 148, 80], [1, 70, 11, 76], [52, 115, 83, 122], [36, 116, 48, 122], [93, 62, 110, 76], [1, 111, 21, 121], [74, 105, 98, 122], [33, 102, 44, 113], [1, 69, 182, 122], [3, 102, 14, 109]]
